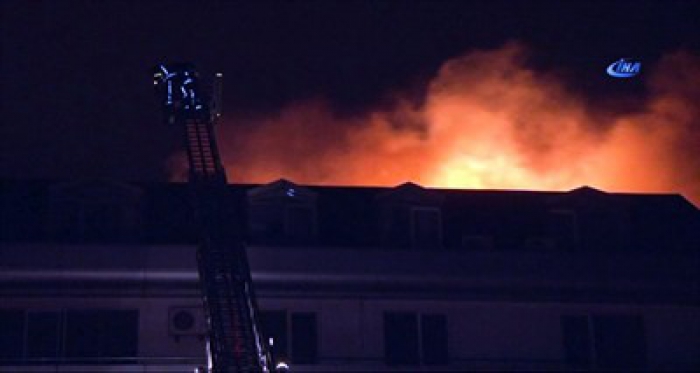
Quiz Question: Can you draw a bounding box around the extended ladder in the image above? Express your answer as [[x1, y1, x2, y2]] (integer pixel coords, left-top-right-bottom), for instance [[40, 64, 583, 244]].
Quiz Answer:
[[153, 64, 271, 373]]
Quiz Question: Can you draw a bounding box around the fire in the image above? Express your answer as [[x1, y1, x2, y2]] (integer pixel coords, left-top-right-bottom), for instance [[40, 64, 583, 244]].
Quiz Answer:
[[169, 43, 700, 206]]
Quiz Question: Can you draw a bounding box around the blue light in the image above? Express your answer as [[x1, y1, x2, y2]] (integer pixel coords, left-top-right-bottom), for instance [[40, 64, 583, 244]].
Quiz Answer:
[[166, 82, 173, 105], [286, 188, 296, 197]]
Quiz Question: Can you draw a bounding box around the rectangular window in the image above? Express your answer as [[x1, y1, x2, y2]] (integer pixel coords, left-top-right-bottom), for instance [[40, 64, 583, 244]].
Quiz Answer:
[[260, 310, 288, 361], [64, 309, 138, 359], [248, 202, 280, 240], [100, 310, 139, 358], [0, 308, 138, 362], [83, 204, 124, 242], [412, 207, 442, 249], [593, 315, 646, 370], [27, 311, 62, 358], [548, 210, 578, 250], [384, 312, 449, 366], [384, 312, 419, 365], [65, 311, 102, 358], [261, 310, 318, 365], [285, 205, 315, 242], [0, 309, 25, 359], [421, 314, 448, 365], [561, 315, 646, 370], [291, 312, 318, 364], [561, 315, 592, 369]]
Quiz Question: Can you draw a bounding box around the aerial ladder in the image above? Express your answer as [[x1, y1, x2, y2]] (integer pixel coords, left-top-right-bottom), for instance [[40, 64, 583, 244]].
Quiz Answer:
[[152, 63, 275, 373]]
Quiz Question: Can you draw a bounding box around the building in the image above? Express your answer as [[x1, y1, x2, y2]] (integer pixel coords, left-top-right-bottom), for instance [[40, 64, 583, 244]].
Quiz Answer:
[[1, 178, 699, 372]]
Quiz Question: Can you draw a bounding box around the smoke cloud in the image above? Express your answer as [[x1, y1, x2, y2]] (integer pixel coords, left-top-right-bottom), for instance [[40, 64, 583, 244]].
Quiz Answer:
[[169, 43, 700, 206]]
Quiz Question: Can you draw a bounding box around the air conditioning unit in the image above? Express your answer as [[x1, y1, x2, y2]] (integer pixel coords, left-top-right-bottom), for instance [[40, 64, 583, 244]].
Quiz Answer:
[[168, 306, 207, 336]]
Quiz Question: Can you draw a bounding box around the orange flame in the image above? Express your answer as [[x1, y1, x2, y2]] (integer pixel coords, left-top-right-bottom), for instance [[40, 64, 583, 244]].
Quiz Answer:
[[169, 43, 700, 206]]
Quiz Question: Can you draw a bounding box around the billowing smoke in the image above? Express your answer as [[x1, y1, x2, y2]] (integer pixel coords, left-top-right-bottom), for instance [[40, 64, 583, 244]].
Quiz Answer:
[[168, 43, 700, 206]]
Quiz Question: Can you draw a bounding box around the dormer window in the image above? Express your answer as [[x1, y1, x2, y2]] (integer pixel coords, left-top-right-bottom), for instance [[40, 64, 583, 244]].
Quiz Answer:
[[548, 209, 579, 250], [378, 183, 443, 250], [285, 204, 315, 241], [411, 207, 442, 249], [247, 179, 318, 245], [48, 181, 142, 242]]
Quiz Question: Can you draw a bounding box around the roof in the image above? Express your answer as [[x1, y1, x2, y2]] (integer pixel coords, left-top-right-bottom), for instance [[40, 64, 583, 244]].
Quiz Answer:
[[1, 178, 698, 252]]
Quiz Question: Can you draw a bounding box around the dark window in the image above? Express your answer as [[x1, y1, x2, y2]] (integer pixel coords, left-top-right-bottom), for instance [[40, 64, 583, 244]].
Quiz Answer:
[[421, 314, 448, 365], [27, 311, 62, 358], [82, 204, 124, 242], [260, 311, 288, 361], [384, 312, 419, 365], [52, 201, 81, 241], [285, 205, 315, 241], [65, 311, 102, 358], [291, 313, 317, 364], [384, 312, 449, 366], [65, 310, 138, 359], [0, 309, 137, 362], [548, 210, 578, 250], [594, 315, 646, 370], [249, 202, 281, 239], [383, 205, 411, 248], [561, 316, 592, 369], [561, 315, 646, 370], [412, 208, 442, 249], [260, 310, 318, 365], [101, 310, 139, 358], [51, 202, 128, 243], [0, 310, 25, 359]]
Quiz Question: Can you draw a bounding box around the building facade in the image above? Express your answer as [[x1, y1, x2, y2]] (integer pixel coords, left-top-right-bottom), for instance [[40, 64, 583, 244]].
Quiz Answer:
[[1, 179, 699, 372]]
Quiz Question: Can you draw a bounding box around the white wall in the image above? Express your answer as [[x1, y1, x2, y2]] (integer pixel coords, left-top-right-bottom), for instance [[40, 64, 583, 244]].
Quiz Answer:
[[6, 296, 700, 371]]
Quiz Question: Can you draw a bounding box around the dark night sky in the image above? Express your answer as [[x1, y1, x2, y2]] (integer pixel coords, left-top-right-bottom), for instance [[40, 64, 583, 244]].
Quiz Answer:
[[2, 0, 699, 182]]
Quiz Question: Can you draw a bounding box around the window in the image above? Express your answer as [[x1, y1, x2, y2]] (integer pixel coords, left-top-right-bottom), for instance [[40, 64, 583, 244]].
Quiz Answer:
[[0, 309, 25, 359], [48, 182, 142, 243], [82, 203, 125, 241], [382, 205, 411, 248], [260, 310, 318, 365], [291, 313, 318, 364], [63, 309, 139, 359], [51, 201, 131, 242], [247, 180, 318, 245], [561, 316, 591, 368], [260, 311, 288, 361], [421, 314, 448, 365], [384, 312, 448, 366], [382, 206, 443, 249], [548, 210, 579, 250], [285, 205, 316, 242], [0, 309, 139, 362], [594, 315, 646, 369], [384, 312, 419, 365], [27, 311, 62, 358], [412, 207, 442, 249], [561, 315, 646, 370], [247, 202, 317, 244], [248, 202, 281, 239]]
